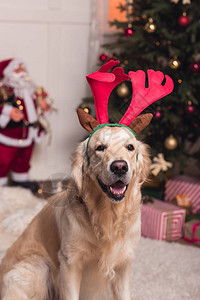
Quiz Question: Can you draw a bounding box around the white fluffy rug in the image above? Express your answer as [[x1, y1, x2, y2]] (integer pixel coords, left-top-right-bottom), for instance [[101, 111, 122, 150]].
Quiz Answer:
[[0, 186, 199, 300], [0, 186, 45, 260]]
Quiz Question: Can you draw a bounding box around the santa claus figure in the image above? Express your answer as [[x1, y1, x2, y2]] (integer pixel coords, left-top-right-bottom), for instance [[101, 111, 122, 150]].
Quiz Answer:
[[0, 58, 49, 193]]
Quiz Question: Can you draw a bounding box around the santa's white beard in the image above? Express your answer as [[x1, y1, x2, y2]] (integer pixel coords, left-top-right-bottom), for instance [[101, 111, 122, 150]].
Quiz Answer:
[[2, 73, 35, 98]]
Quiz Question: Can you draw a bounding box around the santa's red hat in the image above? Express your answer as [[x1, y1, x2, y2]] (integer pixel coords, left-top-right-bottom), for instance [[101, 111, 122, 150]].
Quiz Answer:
[[0, 58, 24, 78]]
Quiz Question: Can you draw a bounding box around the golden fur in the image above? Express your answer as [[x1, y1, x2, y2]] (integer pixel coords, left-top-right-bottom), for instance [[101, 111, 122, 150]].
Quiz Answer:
[[0, 126, 150, 300]]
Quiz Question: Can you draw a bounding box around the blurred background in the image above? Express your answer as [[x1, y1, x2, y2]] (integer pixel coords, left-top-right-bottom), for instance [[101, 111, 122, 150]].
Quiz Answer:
[[0, 2, 200, 298], [0, 0, 199, 183], [0, 0, 94, 180]]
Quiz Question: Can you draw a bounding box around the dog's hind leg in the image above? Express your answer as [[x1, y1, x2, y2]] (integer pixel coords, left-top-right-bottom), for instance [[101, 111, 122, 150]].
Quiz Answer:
[[1, 255, 56, 300]]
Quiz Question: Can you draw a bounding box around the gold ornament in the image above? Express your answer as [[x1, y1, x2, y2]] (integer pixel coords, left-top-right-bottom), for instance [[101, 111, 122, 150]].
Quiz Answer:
[[38, 189, 43, 195], [169, 57, 181, 69], [83, 107, 89, 114], [81, 104, 90, 114], [144, 18, 157, 33], [164, 135, 178, 150], [116, 83, 130, 98]]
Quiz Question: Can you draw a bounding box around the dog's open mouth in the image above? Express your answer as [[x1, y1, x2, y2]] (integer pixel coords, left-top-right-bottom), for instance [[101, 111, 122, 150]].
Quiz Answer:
[[98, 179, 128, 202]]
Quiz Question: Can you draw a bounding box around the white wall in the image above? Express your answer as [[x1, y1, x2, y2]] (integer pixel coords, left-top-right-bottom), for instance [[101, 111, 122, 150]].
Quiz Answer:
[[0, 0, 92, 180]]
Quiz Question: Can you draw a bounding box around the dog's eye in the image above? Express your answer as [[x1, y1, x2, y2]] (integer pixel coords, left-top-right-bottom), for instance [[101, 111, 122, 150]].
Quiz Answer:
[[127, 144, 135, 151], [95, 145, 105, 152]]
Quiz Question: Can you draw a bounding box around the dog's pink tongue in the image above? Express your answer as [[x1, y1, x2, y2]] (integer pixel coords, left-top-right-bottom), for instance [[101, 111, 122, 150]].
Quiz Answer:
[[110, 181, 126, 195]]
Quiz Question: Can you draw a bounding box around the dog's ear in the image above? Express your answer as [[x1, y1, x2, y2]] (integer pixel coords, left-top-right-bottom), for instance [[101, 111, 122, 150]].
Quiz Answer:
[[136, 141, 151, 184], [72, 139, 87, 192]]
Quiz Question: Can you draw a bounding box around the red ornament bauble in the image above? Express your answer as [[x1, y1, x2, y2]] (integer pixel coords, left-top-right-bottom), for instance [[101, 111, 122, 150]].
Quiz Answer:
[[124, 27, 133, 37], [154, 111, 162, 120], [178, 15, 190, 27], [190, 62, 200, 72], [99, 53, 108, 62], [186, 105, 195, 114]]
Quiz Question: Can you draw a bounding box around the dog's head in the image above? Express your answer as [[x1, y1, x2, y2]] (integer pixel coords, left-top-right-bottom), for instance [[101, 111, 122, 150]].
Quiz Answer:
[[72, 61, 174, 204], [72, 126, 150, 203]]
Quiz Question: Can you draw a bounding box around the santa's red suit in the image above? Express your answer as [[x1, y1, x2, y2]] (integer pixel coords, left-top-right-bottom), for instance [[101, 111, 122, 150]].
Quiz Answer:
[[0, 58, 44, 190]]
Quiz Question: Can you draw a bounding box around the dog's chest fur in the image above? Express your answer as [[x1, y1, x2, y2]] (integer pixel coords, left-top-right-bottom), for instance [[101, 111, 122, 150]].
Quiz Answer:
[[58, 191, 141, 281]]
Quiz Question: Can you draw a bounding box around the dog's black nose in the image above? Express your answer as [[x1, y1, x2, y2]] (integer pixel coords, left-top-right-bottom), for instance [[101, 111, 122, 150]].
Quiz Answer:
[[110, 160, 128, 177]]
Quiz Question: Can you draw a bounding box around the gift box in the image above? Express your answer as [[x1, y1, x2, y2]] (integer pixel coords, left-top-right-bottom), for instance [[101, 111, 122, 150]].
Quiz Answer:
[[165, 175, 200, 214], [141, 198, 186, 241], [183, 219, 200, 246]]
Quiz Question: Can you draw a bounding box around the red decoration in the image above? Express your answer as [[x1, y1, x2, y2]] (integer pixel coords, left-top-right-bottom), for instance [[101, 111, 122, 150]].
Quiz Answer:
[[190, 62, 200, 73], [119, 69, 174, 126], [86, 60, 174, 125], [178, 15, 190, 27], [86, 60, 129, 123], [154, 111, 162, 120], [186, 105, 195, 114], [124, 27, 133, 37], [99, 53, 108, 62]]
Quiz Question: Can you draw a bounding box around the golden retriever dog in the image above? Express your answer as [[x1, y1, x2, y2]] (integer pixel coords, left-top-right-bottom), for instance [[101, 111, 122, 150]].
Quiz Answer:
[[0, 125, 150, 300]]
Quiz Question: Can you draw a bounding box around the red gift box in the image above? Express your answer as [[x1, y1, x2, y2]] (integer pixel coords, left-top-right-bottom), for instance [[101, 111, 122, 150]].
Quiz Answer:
[[165, 175, 200, 214], [141, 199, 186, 240]]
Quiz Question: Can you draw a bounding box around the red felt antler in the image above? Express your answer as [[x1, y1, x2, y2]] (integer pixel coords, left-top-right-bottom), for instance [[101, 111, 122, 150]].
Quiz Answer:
[[86, 60, 129, 124], [119, 70, 174, 126], [78, 62, 174, 135]]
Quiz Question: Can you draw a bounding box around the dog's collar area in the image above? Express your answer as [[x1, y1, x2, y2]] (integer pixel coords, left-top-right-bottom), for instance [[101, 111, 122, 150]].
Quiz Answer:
[[76, 195, 85, 206], [86, 123, 138, 165]]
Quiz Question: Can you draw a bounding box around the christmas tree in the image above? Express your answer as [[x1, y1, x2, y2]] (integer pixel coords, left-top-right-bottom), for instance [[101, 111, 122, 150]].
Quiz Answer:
[[82, 0, 200, 176]]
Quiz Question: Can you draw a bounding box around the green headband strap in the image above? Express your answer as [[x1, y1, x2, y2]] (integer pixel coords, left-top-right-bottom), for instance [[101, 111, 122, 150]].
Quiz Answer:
[[86, 123, 138, 165]]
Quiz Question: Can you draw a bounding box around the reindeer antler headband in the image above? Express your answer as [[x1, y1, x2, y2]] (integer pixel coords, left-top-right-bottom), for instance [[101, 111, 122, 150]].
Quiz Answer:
[[77, 60, 174, 162]]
